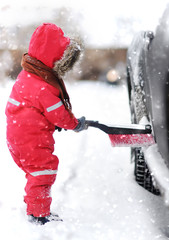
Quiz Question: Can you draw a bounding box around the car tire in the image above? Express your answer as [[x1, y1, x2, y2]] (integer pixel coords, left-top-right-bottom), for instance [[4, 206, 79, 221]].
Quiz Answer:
[[133, 148, 160, 195]]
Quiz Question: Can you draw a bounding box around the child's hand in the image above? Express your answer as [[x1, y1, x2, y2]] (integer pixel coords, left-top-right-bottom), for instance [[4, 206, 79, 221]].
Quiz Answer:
[[74, 116, 88, 132]]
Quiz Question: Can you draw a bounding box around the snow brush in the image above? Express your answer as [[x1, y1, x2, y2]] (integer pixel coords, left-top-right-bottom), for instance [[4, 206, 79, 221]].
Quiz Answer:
[[86, 120, 155, 147]]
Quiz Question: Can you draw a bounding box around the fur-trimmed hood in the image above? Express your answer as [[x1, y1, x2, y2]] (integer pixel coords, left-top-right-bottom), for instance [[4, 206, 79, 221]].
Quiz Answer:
[[28, 23, 83, 75]]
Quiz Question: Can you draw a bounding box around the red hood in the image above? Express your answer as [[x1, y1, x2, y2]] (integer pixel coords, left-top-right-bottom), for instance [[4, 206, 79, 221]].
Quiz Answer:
[[28, 23, 70, 68]]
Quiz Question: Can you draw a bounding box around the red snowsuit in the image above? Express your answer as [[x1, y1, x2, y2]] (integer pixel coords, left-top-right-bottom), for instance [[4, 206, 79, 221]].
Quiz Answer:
[[5, 24, 78, 217]]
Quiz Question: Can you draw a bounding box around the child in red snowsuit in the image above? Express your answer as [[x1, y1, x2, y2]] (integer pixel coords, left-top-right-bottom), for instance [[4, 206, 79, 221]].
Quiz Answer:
[[5, 23, 87, 225]]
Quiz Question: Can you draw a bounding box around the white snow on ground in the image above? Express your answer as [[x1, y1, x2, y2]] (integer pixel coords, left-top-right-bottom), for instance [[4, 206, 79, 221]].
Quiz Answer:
[[1, 80, 169, 239]]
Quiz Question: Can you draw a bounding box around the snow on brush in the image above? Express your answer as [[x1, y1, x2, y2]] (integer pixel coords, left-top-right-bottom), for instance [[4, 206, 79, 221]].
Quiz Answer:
[[1, 80, 169, 239]]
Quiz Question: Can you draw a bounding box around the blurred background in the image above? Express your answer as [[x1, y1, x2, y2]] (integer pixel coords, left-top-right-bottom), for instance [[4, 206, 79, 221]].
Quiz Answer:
[[0, 0, 168, 84]]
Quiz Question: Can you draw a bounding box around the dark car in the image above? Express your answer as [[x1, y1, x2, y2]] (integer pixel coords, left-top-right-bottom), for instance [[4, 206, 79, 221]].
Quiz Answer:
[[126, 4, 169, 198]]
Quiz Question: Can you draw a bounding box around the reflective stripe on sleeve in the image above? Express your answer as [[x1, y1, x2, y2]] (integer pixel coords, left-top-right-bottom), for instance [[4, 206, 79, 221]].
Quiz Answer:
[[46, 101, 63, 112], [30, 169, 58, 177], [8, 98, 20, 106]]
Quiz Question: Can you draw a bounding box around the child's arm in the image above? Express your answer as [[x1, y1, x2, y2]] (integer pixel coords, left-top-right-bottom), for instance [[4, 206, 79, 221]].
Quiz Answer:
[[39, 87, 78, 130]]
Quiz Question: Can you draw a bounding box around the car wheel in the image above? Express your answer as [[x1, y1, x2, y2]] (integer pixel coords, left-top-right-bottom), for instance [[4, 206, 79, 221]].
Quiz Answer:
[[127, 67, 160, 195], [134, 148, 160, 195]]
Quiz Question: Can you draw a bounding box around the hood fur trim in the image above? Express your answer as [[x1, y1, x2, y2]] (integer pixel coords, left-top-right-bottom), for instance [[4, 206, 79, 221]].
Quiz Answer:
[[53, 36, 83, 76]]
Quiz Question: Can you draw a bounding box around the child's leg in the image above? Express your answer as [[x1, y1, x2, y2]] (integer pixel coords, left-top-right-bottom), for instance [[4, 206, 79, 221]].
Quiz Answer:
[[7, 141, 59, 217], [24, 173, 56, 217], [22, 148, 59, 217]]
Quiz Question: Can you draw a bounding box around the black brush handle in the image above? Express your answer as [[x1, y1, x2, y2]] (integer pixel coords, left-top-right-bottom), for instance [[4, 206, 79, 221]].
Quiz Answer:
[[86, 120, 152, 135]]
